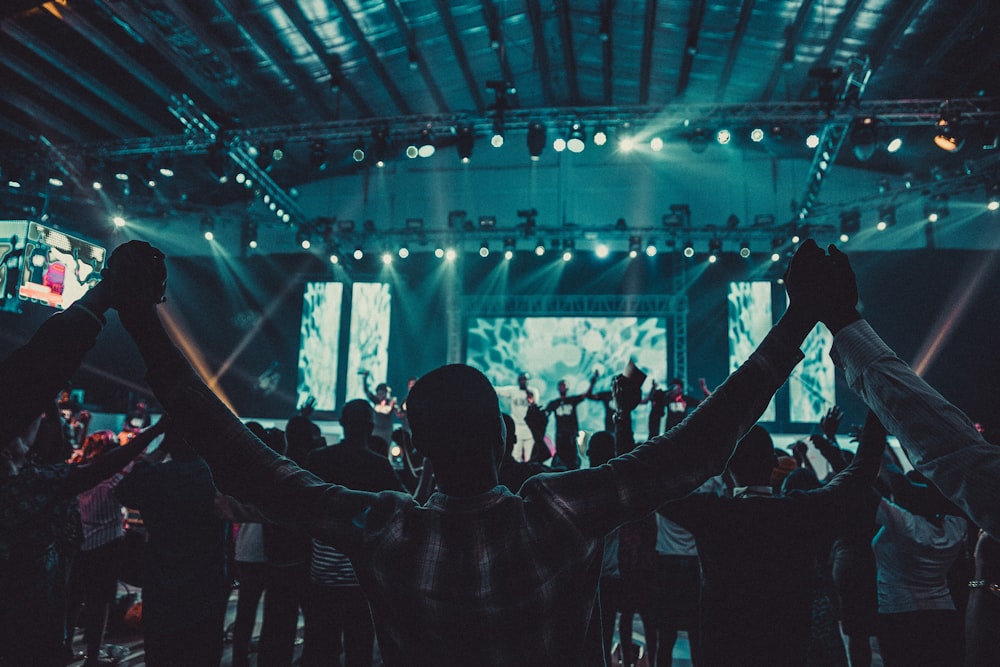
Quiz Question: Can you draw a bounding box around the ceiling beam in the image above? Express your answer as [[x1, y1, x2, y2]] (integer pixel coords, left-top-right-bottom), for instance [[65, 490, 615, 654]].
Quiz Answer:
[[921, 0, 989, 70], [638, 0, 658, 105], [0, 113, 35, 142], [431, 0, 485, 113], [380, 0, 446, 112], [0, 90, 90, 144], [271, 0, 374, 117], [760, 0, 817, 102], [480, 0, 518, 107], [0, 18, 166, 134], [868, 0, 932, 72], [716, 0, 755, 102], [215, 0, 339, 120], [99, 0, 231, 112], [555, 0, 579, 105], [600, 0, 614, 105], [795, 0, 864, 100], [526, 0, 554, 106], [676, 0, 706, 98], [0, 48, 138, 138], [325, 0, 411, 115]]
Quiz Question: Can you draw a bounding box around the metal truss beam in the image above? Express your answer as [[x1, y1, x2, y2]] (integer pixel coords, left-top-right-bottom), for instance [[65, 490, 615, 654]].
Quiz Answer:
[[460, 294, 683, 317]]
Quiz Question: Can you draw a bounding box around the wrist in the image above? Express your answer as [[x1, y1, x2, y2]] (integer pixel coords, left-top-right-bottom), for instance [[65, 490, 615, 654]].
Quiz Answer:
[[777, 302, 819, 343], [78, 281, 114, 314], [823, 307, 862, 335]]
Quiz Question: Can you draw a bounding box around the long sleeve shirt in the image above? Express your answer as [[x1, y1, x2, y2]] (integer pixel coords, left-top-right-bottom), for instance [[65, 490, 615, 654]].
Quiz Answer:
[[127, 309, 805, 666], [831, 319, 1000, 538]]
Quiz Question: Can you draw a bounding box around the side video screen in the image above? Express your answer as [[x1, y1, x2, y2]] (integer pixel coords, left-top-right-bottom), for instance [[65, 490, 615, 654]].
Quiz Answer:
[[18, 222, 106, 310]]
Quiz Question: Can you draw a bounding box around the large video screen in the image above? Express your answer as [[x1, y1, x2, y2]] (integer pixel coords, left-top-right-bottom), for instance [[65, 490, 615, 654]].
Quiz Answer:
[[0, 220, 28, 299], [466, 316, 668, 435], [345, 282, 392, 403], [297, 282, 344, 411], [728, 281, 776, 422], [18, 222, 106, 310], [789, 314, 836, 424]]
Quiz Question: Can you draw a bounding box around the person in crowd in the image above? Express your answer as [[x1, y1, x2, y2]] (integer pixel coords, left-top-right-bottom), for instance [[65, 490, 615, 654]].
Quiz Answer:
[[817, 243, 1000, 540], [1, 246, 165, 667], [646, 378, 711, 440], [259, 417, 320, 667], [586, 384, 617, 434], [656, 412, 884, 666], [66, 424, 163, 666], [110, 238, 841, 664], [582, 430, 620, 667], [871, 430, 967, 666], [398, 376, 418, 434], [543, 371, 598, 469], [494, 371, 540, 462], [303, 400, 405, 667], [362, 371, 399, 445], [114, 428, 229, 667]]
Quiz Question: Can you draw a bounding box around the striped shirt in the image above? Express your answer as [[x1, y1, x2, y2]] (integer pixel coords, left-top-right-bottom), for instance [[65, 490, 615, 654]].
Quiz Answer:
[[77, 474, 124, 551]]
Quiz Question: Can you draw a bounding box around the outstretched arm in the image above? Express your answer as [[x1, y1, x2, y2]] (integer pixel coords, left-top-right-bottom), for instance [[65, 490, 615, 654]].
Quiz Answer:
[[63, 417, 167, 496], [825, 244, 1000, 539]]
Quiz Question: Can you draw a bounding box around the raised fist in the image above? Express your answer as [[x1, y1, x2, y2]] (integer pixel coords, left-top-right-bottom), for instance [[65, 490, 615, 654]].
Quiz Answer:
[[101, 241, 167, 309]]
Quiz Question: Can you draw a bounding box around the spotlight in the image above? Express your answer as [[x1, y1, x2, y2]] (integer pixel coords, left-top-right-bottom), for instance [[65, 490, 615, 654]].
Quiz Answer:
[[309, 141, 328, 171], [688, 128, 709, 154], [771, 252, 781, 262], [628, 236, 641, 258], [552, 137, 567, 152], [877, 205, 896, 229], [201, 215, 215, 241], [708, 238, 722, 263], [934, 104, 964, 152], [750, 127, 765, 143], [417, 129, 435, 158], [534, 240, 545, 256], [924, 195, 949, 222], [527, 122, 546, 160], [716, 129, 732, 145], [398, 246, 410, 259], [243, 219, 258, 249], [479, 241, 490, 258], [683, 241, 695, 258], [988, 187, 1000, 211], [456, 125, 474, 163], [434, 247, 444, 259], [839, 209, 861, 240], [650, 137, 664, 152], [372, 127, 389, 166], [491, 115, 505, 148], [158, 164, 174, 178], [405, 144, 419, 159], [567, 122, 586, 153], [296, 227, 312, 249], [381, 251, 393, 265], [444, 247, 457, 261], [207, 142, 229, 183], [112, 215, 126, 228], [329, 251, 340, 264], [642, 239, 656, 256], [352, 138, 366, 162], [850, 117, 879, 162], [562, 240, 574, 261], [739, 241, 751, 258], [805, 133, 820, 149], [353, 246, 364, 260], [595, 243, 609, 259], [593, 126, 608, 146], [619, 136, 635, 152], [503, 237, 516, 260], [886, 136, 903, 153]]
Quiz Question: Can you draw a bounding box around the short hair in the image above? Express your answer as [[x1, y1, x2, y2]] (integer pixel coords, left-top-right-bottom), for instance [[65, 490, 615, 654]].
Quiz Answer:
[[407, 364, 503, 461], [727, 424, 775, 481], [340, 399, 374, 430], [587, 431, 616, 466]]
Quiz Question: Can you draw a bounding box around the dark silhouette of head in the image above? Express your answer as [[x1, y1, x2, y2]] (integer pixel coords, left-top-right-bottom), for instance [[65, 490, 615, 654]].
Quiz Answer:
[[517, 373, 529, 390], [502, 413, 517, 460], [781, 467, 821, 493], [558, 380, 568, 397], [375, 383, 391, 400], [727, 424, 777, 487], [340, 399, 375, 443], [285, 415, 322, 465], [407, 364, 505, 495], [587, 431, 615, 467]]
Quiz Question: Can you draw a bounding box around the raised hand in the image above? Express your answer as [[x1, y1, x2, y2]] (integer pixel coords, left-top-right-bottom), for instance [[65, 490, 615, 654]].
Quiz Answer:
[[612, 374, 642, 413], [820, 406, 843, 440], [101, 241, 167, 310]]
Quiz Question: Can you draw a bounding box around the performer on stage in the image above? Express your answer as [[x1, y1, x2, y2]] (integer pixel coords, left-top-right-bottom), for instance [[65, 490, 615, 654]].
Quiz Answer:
[[544, 372, 599, 470]]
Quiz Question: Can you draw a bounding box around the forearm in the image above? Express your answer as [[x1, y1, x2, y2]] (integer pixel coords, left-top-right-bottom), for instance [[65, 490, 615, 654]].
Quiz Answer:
[[832, 319, 1000, 538], [64, 431, 147, 495]]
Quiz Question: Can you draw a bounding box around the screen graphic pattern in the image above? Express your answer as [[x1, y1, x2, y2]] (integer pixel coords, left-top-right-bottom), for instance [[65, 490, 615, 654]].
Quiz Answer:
[[297, 282, 344, 411], [346, 282, 392, 403]]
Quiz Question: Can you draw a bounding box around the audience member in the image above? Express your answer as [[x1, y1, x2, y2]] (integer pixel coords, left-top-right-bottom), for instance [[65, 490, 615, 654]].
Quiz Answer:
[[110, 238, 834, 664]]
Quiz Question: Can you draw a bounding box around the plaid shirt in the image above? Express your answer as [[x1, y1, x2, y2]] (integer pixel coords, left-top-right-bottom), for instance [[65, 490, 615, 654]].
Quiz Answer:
[[133, 314, 803, 666]]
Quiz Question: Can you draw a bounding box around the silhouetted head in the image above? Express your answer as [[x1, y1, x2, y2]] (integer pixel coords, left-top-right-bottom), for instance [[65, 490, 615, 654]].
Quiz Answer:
[[407, 364, 504, 468], [375, 383, 390, 400], [781, 467, 821, 493], [727, 424, 777, 487], [517, 373, 529, 390], [285, 416, 323, 464], [558, 380, 568, 396], [501, 413, 517, 460], [340, 399, 375, 441], [587, 431, 616, 467]]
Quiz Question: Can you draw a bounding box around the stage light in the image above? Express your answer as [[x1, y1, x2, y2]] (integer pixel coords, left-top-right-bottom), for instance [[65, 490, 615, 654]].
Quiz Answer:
[[877, 205, 896, 229], [839, 209, 860, 240], [934, 104, 964, 152], [593, 126, 608, 146], [553, 137, 566, 152], [479, 241, 490, 258], [309, 141, 328, 171], [619, 136, 635, 152], [791, 234, 801, 244], [595, 243, 609, 259], [353, 247, 364, 260], [716, 129, 732, 145], [418, 128, 435, 158], [771, 252, 781, 262], [628, 236, 641, 258], [297, 227, 311, 250], [739, 241, 751, 258], [840, 233, 849, 243], [534, 240, 545, 256], [805, 134, 820, 149], [886, 136, 903, 153], [352, 138, 366, 162], [645, 241, 657, 257], [924, 195, 949, 222], [708, 238, 722, 263], [850, 117, 879, 161], [48, 176, 64, 188], [398, 246, 410, 259], [372, 127, 389, 166], [750, 127, 765, 143], [201, 215, 215, 241], [683, 241, 695, 258], [329, 252, 339, 264], [527, 122, 546, 161], [988, 188, 1000, 211], [445, 248, 457, 261], [405, 144, 419, 159], [567, 122, 586, 153], [434, 247, 444, 259], [112, 215, 126, 228], [243, 219, 258, 249], [158, 165, 174, 178], [456, 125, 474, 163], [381, 251, 393, 265], [92, 180, 102, 190], [491, 115, 505, 148], [650, 137, 664, 152], [503, 237, 516, 260]]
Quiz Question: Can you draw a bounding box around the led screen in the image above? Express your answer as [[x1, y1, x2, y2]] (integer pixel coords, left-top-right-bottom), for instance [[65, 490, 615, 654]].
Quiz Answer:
[[728, 281, 776, 422], [345, 282, 391, 403], [0, 220, 27, 300], [296, 282, 344, 411], [18, 221, 106, 310], [466, 316, 668, 438], [789, 318, 836, 424]]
